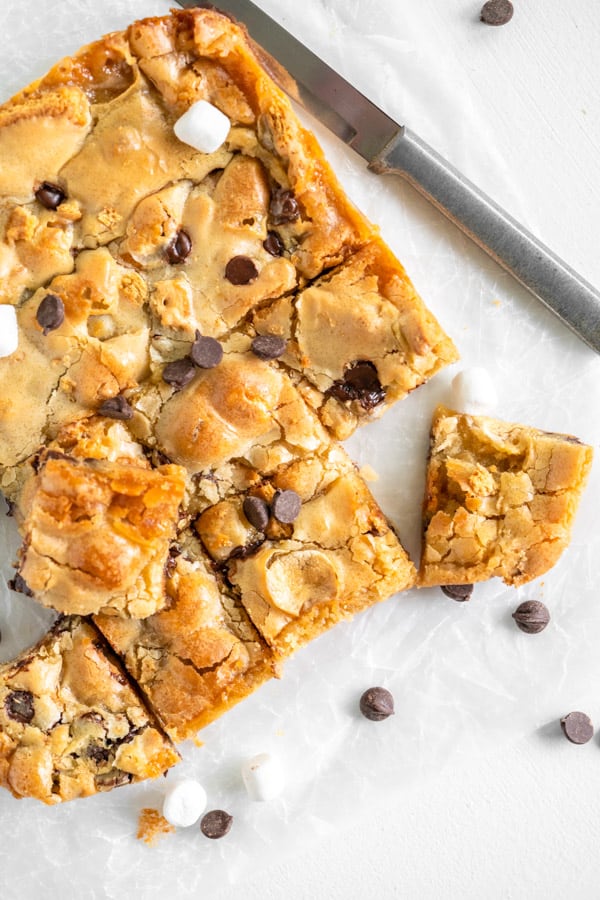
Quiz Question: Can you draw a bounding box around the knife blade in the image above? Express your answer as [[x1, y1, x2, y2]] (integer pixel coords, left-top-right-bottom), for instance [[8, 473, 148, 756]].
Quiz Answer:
[[177, 0, 600, 355]]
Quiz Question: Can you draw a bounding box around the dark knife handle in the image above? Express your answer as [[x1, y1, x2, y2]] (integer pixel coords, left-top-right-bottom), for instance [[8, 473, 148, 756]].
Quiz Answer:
[[370, 127, 600, 355]]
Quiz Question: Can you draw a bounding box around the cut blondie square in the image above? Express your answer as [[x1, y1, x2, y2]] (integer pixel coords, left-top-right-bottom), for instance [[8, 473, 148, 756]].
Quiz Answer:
[[15, 449, 186, 618], [0, 616, 179, 804], [195, 443, 416, 656], [94, 552, 277, 743], [418, 406, 594, 588], [251, 239, 459, 439]]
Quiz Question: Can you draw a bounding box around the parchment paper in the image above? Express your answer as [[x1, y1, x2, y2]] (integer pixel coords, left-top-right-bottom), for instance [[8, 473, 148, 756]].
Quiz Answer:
[[1, 1, 599, 897]]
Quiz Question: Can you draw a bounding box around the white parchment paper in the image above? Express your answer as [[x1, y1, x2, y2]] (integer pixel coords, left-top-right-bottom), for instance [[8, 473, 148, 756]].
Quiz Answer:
[[0, 1, 599, 897]]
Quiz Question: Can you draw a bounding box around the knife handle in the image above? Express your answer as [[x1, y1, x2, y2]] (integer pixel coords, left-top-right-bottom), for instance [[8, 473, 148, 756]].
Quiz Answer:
[[370, 127, 600, 355]]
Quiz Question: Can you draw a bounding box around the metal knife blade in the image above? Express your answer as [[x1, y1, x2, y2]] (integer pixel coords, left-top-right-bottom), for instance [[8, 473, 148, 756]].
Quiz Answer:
[[176, 0, 600, 354]]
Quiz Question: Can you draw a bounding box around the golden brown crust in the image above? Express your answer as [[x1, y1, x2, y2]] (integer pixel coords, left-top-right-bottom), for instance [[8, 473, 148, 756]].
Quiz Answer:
[[17, 455, 186, 617], [95, 554, 276, 742], [417, 406, 594, 588], [195, 444, 416, 656], [0, 617, 179, 804]]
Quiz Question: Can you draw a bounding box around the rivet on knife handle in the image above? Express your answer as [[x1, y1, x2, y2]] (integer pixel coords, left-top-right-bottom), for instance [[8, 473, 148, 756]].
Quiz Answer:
[[370, 128, 600, 355]]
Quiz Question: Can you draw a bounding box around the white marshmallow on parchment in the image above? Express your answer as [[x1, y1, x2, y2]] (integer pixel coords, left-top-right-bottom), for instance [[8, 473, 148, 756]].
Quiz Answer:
[[162, 778, 208, 828], [450, 367, 498, 416], [174, 100, 231, 154], [0, 305, 19, 358], [242, 752, 284, 802]]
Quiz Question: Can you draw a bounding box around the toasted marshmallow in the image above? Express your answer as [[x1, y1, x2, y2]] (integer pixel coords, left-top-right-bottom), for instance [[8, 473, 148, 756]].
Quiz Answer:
[[450, 367, 498, 416], [242, 752, 284, 802], [0, 305, 19, 358], [174, 100, 231, 154], [162, 778, 208, 827]]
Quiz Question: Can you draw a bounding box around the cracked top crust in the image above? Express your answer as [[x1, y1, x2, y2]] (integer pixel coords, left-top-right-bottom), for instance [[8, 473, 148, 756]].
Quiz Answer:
[[0, 616, 179, 804], [195, 444, 416, 655], [417, 406, 594, 588], [17, 454, 186, 617], [94, 553, 276, 742]]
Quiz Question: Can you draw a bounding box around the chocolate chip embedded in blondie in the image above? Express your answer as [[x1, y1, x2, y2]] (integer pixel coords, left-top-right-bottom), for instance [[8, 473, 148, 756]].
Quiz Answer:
[[195, 444, 416, 656], [0, 617, 179, 804], [15, 452, 186, 617], [251, 239, 458, 439], [418, 406, 594, 588], [94, 552, 277, 742]]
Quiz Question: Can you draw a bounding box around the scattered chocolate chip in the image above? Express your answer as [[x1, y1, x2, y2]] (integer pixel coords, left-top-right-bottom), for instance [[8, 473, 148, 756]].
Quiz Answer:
[[359, 687, 395, 722], [512, 599, 550, 634], [251, 334, 287, 360], [165, 546, 182, 579], [271, 489, 301, 524], [226, 538, 265, 564], [35, 181, 66, 210], [480, 0, 513, 26], [269, 188, 300, 224], [328, 361, 385, 411], [200, 809, 233, 839], [441, 584, 473, 602], [36, 294, 65, 335], [263, 231, 285, 256], [98, 395, 134, 421], [166, 229, 192, 264], [8, 573, 33, 597], [243, 495, 270, 531], [162, 356, 196, 389], [190, 332, 223, 369], [225, 255, 259, 285], [560, 711, 594, 745], [4, 690, 35, 724]]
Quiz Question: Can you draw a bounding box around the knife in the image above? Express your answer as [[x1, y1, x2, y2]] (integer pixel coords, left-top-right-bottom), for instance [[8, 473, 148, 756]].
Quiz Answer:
[[177, 0, 600, 355]]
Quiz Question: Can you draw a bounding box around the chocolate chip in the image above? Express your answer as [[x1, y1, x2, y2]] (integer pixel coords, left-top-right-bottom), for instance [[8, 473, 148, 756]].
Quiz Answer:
[[8, 573, 33, 597], [251, 334, 287, 360], [512, 599, 550, 634], [36, 294, 65, 335], [271, 489, 301, 524], [269, 188, 300, 224], [35, 181, 66, 210], [480, 0, 513, 25], [190, 332, 223, 369], [98, 395, 134, 420], [328, 361, 385, 411], [560, 711, 594, 745], [87, 744, 111, 765], [166, 229, 192, 264], [162, 356, 196, 389], [441, 584, 473, 602], [200, 809, 233, 839], [359, 687, 395, 722], [243, 495, 270, 531], [225, 255, 259, 285], [263, 231, 284, 256], [4, 690, 35, 724], [96, 770, 133, 791]]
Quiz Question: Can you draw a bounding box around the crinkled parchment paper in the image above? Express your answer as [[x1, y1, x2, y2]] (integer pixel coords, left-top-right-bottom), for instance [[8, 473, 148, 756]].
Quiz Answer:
[[1, 0, 599, 896]]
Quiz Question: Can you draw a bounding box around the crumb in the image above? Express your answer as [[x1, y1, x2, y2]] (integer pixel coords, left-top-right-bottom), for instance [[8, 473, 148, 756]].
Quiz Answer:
[[137, 807, 176, 846]]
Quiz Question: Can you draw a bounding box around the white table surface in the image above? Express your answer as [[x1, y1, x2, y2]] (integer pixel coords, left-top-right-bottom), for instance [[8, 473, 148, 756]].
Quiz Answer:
[[1, 1, 599, 898]]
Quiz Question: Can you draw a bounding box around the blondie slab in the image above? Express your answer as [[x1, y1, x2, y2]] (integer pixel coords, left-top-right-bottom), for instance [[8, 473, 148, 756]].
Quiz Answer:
[[94, 552, 277, 743], [0, 616, 179, 804], [195, 444, 416, 656], [418, 406, 594, 588]]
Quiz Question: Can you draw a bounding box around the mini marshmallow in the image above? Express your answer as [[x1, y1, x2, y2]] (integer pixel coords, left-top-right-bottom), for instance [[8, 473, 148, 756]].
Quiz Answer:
[[0, 305, 19, 358], [450, 367, 498, 416], [174, 100, 231, 154], [241, 752, 284, 802], [162, 778, 208, 828]]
